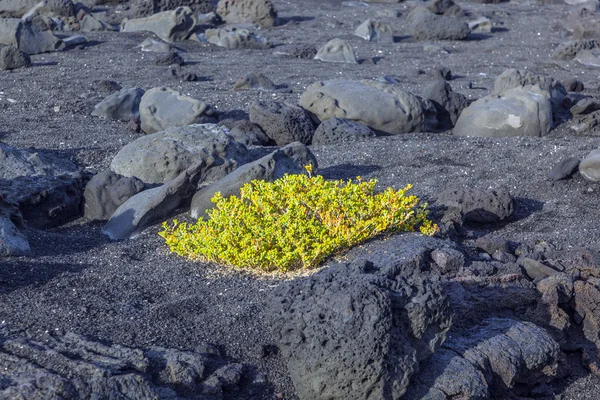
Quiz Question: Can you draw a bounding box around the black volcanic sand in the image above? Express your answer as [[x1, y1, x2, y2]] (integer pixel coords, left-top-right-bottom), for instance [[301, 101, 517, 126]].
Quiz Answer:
[[2, 0, 600, 398]]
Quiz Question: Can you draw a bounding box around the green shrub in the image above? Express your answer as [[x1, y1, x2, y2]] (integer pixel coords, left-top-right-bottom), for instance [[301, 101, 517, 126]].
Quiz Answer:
[[159, 165, 438, 272]]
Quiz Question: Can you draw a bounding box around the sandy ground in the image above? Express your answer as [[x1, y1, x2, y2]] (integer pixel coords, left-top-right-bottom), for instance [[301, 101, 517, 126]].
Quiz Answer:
[[1, 0, 600, 397]]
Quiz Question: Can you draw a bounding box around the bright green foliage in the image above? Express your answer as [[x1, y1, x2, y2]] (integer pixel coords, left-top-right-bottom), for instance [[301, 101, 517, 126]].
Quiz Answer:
[[159, 166, 438, 272]]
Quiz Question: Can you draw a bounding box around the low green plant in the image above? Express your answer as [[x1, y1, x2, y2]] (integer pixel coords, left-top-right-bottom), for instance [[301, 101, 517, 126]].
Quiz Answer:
[[159, 165, 438, 272]]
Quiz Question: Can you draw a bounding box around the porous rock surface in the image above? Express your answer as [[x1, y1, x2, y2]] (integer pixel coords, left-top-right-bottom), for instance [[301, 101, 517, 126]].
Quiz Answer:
[[84, 169, 145, 221], [249, 100, 315, 145], [270, 233, 454, 400], [0, 329, 256, 399], [110, 124, 247, 185], [217, 0, 278, 27]]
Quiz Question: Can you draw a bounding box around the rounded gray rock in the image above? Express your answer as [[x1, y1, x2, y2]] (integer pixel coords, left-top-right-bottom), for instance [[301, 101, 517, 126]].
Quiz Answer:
[[0, 46, 31, 70], [580, 148, 600, 182], [91, 87, 145, 121], [109, 124, 247, 185], [84, 169, 146, 221]]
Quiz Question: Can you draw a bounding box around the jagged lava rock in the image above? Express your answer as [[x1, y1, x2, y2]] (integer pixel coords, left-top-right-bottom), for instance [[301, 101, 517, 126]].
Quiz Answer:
[[299, 79, 436, 135], [109, 124, 247, 185], [249, 100, 315, 145], [437, 187, 515, 224], [0, 46, 31, 70], [492, 68, 567, 107], [139, 87, 217, 134], [312, 118, 376, 144], [0, 194, 29, 256], [422, 79, 469, 130], [0, 18, 64, 54], [270, 233, 454, 400]]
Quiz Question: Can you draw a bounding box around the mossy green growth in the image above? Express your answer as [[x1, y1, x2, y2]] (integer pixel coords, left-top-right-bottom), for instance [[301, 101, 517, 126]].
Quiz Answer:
[[159, 165, 438, 272]]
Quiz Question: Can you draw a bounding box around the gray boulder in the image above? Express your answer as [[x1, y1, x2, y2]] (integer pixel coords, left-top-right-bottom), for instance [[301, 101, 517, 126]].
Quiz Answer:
[[404, 318, 561, 399], [579, 148, 600, 182], [547, 157, 580, 181], [129, 0, 215, 18], [492, 69, 567, 107], [312, 118, 375, 145], [91, 88, 145, 121], [314, 38, 357, 64], [110, 124, 247, 185], [422, 80, 469, 130], [0, 18, 64, 54], [190, 142, 317, 219], [204, 28, 270, 49], [353, 19, 393, 42], [216, 0, 277, 27], [299, 79, 436, 135], [121, 7, 198, 43], [0, 0, 40, 17], [83, 170, 145, 221], [79, 14, 120, 32], [139, 87, 217, 134], [270, 234, 453, 400], [249, 100, 315, 146], [0, 46, 31, 70], [103, 160, 207, 240], [406, 7, 470, 41], [437, 187, 515, 225], [0, 194, 29, 256], [453, 86, 552, 138]]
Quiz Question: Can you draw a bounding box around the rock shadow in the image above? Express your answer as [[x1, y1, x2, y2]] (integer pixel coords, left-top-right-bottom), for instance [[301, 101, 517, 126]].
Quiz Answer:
[[0, 260, 93, 295], [318, 163, 382, 180]]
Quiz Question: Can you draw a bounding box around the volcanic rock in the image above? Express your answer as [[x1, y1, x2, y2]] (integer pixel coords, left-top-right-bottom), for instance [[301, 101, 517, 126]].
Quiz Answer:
[[422, 80, 469, 130], [406, 7, 470, 41], [314, 38, 357, 63], [0, 46, 31, 70], [233, 72, 277, 91], [353, 19, 393, 42], [437, 187, 515, 224], [139, 87, 217, 134], [0, 194, 29, 256], [312, 118, 375, 145], [204, 27, 270, 49], [91, 87, 145, 121], [121, 7, 198, 43], [579, 148, 600, 181], [299, 79, 437, 135], [83, 170, 145, 221], [249, 100, 315, 145], [553, 39, 600, 60], [492, 68, 567, 107], [216, 0, 277, 27], [109, 124, 247, 185], [547, 157, 580, 181], [453, 86, 552, 138], [0, 18, 65, 54]]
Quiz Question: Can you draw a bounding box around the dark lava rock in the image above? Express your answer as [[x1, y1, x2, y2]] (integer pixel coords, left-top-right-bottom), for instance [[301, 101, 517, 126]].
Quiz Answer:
[[0, 194, 29, 256], [131, 0, 214, 18], [563, 78, 584, 92], [154, 51, 184, 66], [431, 66, 452, 81], [547, 157, 580, 181], [436, 187, 515, 225], [570, 97, 600, 116], [404, 318, 561, 399], [312, 118, 376, 145], [476, 234, 512, 255], [249, 100, 315, 146], [407, 6, 470, 41], [270, 233, 454, 400], [216, 0, 278, 28], [96, 79, 122, 95], [91, 87, 145, 121], [0, 330, 257, 399], [422, 80, 469, 130], [290, 45, 317, 59], [225, 119, 271, 146], [426, 0, 463, 16], [431, 247, 465, 273], [190, 142, 317, 219], [1, 172, 90, 228], [553, 39, 600, 60], [0, 46, 31, 70], [83, 169, 145, 221]]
